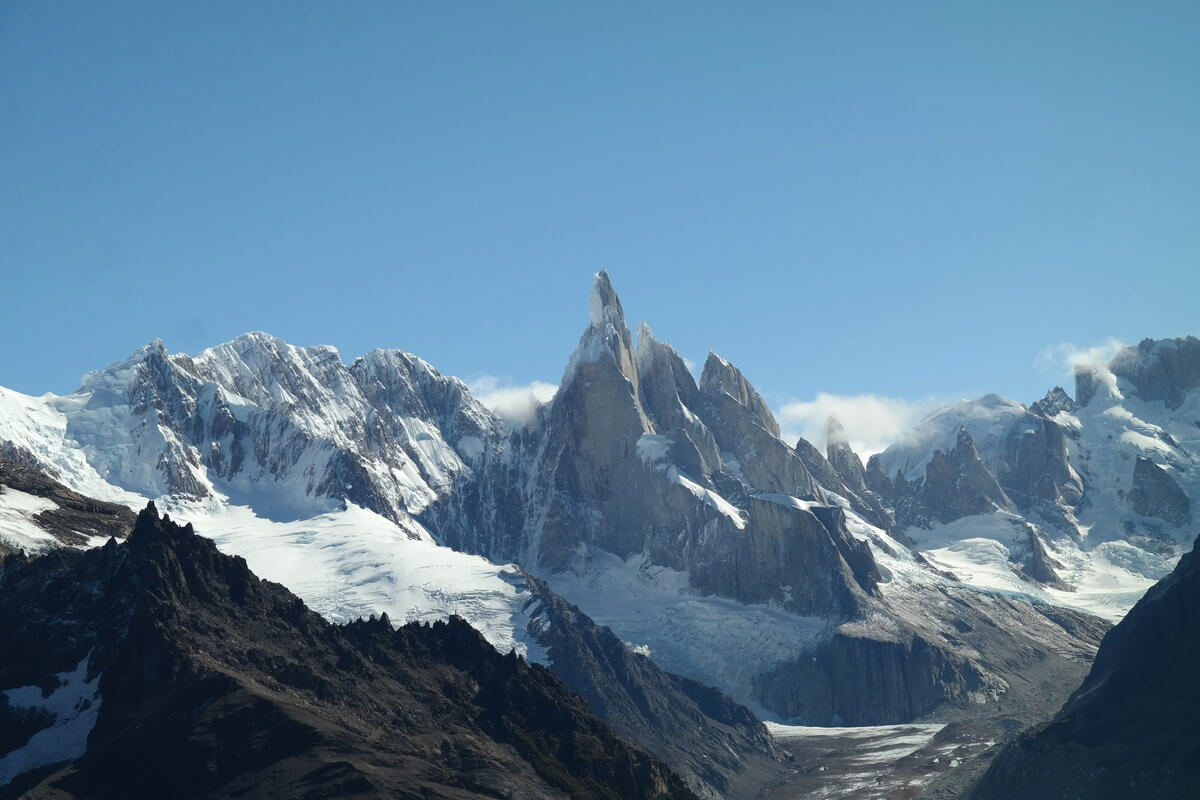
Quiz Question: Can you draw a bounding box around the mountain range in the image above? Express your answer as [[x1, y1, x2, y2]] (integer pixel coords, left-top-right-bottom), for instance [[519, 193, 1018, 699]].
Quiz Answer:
[[2, 272, 1197, 798]]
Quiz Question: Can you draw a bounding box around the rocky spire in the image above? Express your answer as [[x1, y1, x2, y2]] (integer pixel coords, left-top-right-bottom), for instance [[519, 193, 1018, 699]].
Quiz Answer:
[[634, 324, 700, 426], [921, 428, 1015, 523], [588, 269, 626, 327], [825, 416, 867, 491], [699, 352, 780, 438], [562, 272, 644, 406]]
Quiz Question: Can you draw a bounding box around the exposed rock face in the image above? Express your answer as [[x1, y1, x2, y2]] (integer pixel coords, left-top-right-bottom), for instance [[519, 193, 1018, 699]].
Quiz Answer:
[[792, 419, 898, 536], [826, 419, 867, 490], [867, 395, 1084, 532], [431, 274, 876, 620], [753, 583, 1107, 725], [1074, 366, 1104, 408], [1128, 456, 1191, 527], [971, 535, 1200, 800], [1110, 335, 1200, 410], [998, 415, 1083, 511], [696, 352, 814, 498], [699, 352, 781, 436], [64, 333, 499, 522], [923, 428, 1016, 524], [1030, 386, 1078, 418], [1016, 523, 1069, 589], [869, 428, 1017, 527], [522, 575, 785, 799], [0, 457, 134, 548], [0, 505, 698, 800]]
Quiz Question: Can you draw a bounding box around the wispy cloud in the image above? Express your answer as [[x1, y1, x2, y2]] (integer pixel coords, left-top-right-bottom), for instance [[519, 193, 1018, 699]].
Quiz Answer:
[[775, 393, 942, 458], [1035, 338, 1125, 398], [467, 375, 558, 427]]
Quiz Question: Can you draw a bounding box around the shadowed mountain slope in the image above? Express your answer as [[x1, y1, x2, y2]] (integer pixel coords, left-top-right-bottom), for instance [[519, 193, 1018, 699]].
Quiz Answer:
[[0, 504, 697, 800]]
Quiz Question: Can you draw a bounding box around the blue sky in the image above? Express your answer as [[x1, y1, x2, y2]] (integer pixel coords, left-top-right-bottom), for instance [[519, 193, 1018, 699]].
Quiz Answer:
[[2, 1, 1197, 449]]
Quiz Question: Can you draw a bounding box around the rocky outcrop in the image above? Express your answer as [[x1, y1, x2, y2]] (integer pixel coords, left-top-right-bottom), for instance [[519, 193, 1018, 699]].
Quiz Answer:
[[998, 415, 1083, 511], [1128, 456, 1191, 527], [971, 535, 1200, 799], [792, 419, 899, 536], [868, 395, 1083, 531], [523, 575, 785, 800], [0, 457, 134, 547], [1110, 335, 1200, 410], [65, 332, 499, 522], [1030, 386, 1078, 418], [1012, 522, 1070, 589], [431, 273, 877, 620], [0, 505, 699, 800], [696, 352, 815, 498], [753, 624, 989, 725], [753, 583, 1107, 725], [888, 428, 1016, 526], [1074, 365, 1105, 408], [826, 419, 867, 490]]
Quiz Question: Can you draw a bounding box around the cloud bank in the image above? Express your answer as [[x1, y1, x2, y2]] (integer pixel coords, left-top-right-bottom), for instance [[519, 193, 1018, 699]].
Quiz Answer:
[[775, 393, 941, 459], [467, 375, 558, 427]]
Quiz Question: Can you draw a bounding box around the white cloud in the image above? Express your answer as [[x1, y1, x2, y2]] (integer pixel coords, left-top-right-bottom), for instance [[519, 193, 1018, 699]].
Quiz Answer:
[[1036, 338, 1125, 399], [467, 375, 558, 427], [775, 393, 941, 459]]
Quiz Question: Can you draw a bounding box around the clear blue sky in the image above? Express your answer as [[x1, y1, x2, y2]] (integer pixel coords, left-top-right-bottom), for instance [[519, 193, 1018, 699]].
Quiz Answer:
[[3, 2, 1197, 416]]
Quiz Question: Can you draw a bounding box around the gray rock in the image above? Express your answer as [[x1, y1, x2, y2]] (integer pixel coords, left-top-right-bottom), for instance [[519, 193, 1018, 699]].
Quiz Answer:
[[1110, 335, 1200, 410], [791, 417, 900, 536], [434, 275, 876, 619], [1127, 456, 1191, 527], [918, 429, 1015, 525], [1074, 365, 1103, 408], [999, 413, 1083, 510], [1030, 386, 1078, 418], [754, 583, 1106, 725], [1014, 522, 1070, 589], [0, 457, 135, 547], [971, 534, 1200, 800], [521, 574, 786, 800]]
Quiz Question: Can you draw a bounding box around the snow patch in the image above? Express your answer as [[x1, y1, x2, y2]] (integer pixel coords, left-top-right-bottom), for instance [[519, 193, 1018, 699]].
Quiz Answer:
[[635, 434, 671, 465], [171, 500, 548, 663], [0, 655, 102, 786]]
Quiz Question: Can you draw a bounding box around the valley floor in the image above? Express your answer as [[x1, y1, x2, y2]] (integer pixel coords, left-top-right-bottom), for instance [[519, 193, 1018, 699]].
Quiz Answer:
[[763, 721, 1008, 800]]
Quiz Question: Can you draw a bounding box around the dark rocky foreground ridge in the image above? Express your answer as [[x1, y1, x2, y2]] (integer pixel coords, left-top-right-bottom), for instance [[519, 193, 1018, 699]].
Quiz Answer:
[[970, 532, 1200, 800], [521, 575, 786, 799], [0, 504, 699, 800]]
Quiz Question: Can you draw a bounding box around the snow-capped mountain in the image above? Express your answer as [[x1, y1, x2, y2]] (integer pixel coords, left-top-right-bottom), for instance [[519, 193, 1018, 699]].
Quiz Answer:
[[862, 336, 1199, 623], [4, 273, 1196, 738]]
